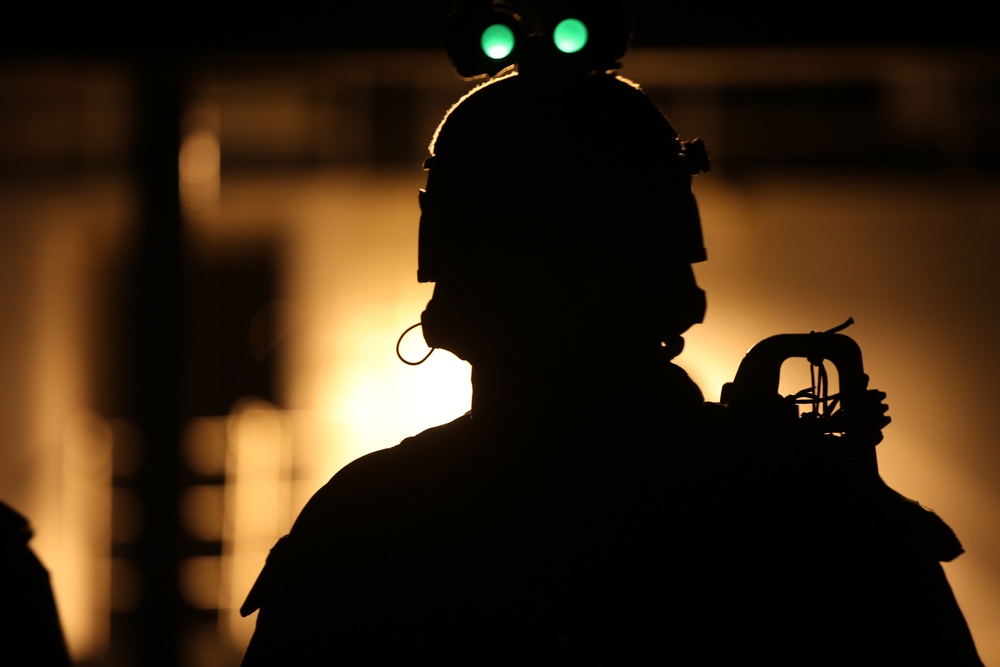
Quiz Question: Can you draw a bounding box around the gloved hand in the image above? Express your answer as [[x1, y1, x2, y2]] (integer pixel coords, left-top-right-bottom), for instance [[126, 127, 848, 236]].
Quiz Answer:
[[827, 377, 891, 447]]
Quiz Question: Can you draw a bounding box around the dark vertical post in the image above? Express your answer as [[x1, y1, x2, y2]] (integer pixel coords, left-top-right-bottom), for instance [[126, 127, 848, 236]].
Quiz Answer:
[[129, 57, 184, 667]]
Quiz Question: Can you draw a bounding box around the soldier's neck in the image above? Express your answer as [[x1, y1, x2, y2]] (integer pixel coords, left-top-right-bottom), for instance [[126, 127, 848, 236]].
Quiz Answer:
[[468, 346, 670, 426]]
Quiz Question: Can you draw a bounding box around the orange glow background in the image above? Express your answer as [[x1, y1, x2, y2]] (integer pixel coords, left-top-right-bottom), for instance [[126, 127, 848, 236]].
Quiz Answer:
[[0, 44, 997, 665]]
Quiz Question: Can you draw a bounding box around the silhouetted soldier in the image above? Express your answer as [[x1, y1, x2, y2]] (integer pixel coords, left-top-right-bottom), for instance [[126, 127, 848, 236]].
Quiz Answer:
[[0, 502, 72, 667], [240, 2, 981, 664]]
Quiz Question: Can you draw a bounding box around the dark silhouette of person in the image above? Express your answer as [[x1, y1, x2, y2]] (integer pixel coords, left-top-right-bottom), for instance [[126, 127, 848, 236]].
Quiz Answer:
[[240, 4, 982, 664], [0, 501, 72, 667]]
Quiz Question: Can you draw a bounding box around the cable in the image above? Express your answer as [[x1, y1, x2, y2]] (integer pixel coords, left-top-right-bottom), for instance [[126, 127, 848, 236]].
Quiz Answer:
[[396, 322, 435, 366]]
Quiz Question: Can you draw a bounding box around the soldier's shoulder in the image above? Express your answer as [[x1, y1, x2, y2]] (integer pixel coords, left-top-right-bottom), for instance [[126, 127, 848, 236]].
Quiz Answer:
[[291, 414, 475, 531], [338, 412, 475, 484]]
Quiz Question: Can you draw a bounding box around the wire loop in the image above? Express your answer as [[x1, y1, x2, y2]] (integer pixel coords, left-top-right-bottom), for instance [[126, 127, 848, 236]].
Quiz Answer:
[[396, 322, 435, 366]]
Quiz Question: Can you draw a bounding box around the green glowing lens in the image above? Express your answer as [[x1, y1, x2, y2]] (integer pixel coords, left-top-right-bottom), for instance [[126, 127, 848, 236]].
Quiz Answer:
[[553, 18, 588, 54], [481, 23, 515, 60]]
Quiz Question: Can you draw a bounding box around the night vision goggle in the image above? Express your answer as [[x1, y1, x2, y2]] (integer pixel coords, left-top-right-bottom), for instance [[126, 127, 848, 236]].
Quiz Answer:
[[445, 0, 631, 79]]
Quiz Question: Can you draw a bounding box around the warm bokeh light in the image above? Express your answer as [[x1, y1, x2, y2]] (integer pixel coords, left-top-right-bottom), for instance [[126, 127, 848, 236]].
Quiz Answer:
[[180, 102, 221, 218], [221, 399, 295, 648], [0, 138, 131, 662], [54, 411, 113, 659], [232, 170, 475, 481]]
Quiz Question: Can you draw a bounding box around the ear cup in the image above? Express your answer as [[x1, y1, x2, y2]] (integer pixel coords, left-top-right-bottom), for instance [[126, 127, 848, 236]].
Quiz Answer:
[[420, 292, 481, 361]]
